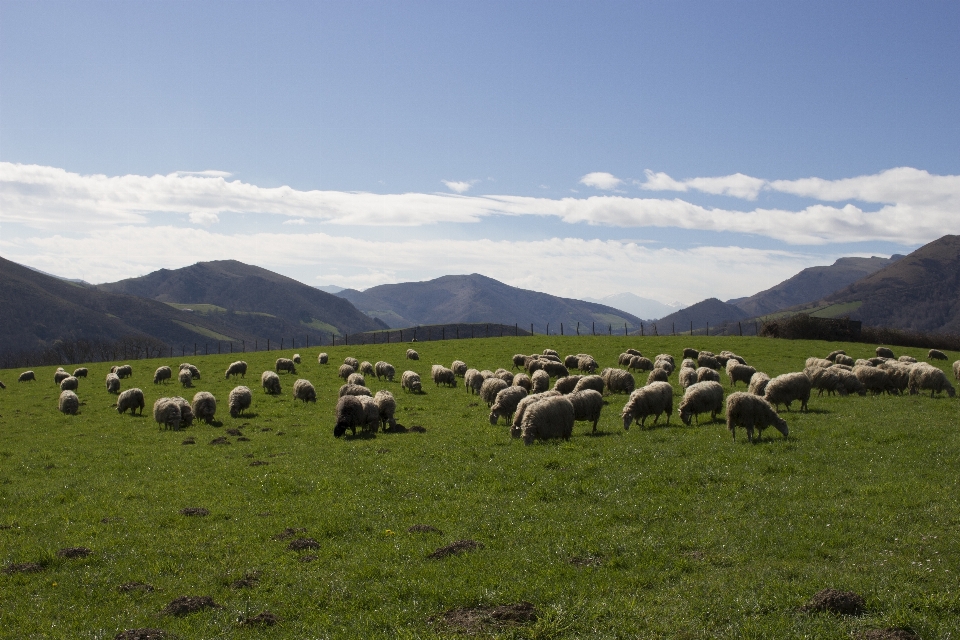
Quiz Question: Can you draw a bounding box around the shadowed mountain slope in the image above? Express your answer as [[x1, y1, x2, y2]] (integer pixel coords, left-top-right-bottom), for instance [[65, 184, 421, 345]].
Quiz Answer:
[[651, 298, 751, 332], [336, 273, 644, 331]]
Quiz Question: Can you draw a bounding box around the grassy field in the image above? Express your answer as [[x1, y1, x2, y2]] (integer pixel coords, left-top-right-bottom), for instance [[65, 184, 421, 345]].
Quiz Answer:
[[1, 336, 959, 639]]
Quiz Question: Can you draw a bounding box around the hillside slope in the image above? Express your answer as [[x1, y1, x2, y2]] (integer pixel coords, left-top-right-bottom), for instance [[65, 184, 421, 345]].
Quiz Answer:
[[652, 298, 750, 332], [336, 273, 644, 331], [98, 260, 387, 337], [730, 255, 901, 317], [818, 235, 960, 332], [582, 292, 681, 320], [0, 256, 263, 353]]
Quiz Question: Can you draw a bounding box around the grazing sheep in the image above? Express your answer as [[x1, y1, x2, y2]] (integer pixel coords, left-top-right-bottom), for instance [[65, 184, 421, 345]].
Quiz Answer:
[[834, 354, 855, 367], [479, 370, 495, 380], [510, 390, 563, 435], [401, 370, 422, 394], [105, 372, 121, 393], [293, 378, 317, 403], [153, 397, 181, 430], [73, 367, 88, 378], [679, 367, 698, 390], [831, 363, 853, 371], [621, 382, 673, 429], [573, 375, 604, 395], [543, 349, 560, 358], [517, 395, 575, 445], [805, 367, 847, 397], [825, 350, 846, 362], [681, 358, 697, 370], [625, 348, 642, 357], [696, 367, 721, 384], [697, 353, 721, 370], [276, 358, 297, 374], [346, 373, 366, 387], [531, 369, 550, 394], [805, 357, 833, 369], [618, 353, 632, 366], [489, 386, 528, 425], [876, 347, 895, 359], [854, 365, 892, 395], [360, 361, 375, 376], [178, 369, 193, 388], [654, 355, 676, 375], [854, 359, 874, 367], [834, 368, 867, 396], [513, 373, 533, 392], [647, 368, 669, 385], [678, 381, 724, 425], [333, 395, 378, 437], [170, 396, 195, 427], [512, 354, 527, 370], [375, 361, 396, 381], [116, 388, 145, 415], [374, 390, 397, 431], [725, 392, 788, 442], [153, 366, 172, 384], [726, 363, 757, 387], [577, 355, 599, 374], [261, 370, 282, 394], [683, 348, 699, 359], [228, 386, 252, 418], [179, 363, 201, 379], [764, 372, 811, 412], [54, 369, 70, 386], [868, 357, 888, 366], [431, 365, 457, 388], [929, 349, 948, 361], [908, 363, 956, 397], [344, 357, 360, 370], [628, 356, 654, 372], [451, 360, 467, 377], [116, 365, 133, 379], [406, 349, 419, 361], [0, 381, 4, 389], [748, 372, 771, 396], [898, 355, 918, 364], [59, 376, 79, 392], [954, 360, 960, 380], [553, 375, 583, 394], [464, 369, 483, 394], [338, 364, 355, 380], [567, 389, 604, 432], [877, 361, 911, 394], [292, 353, 301, 364], [720, 351, 746, 366], [602, 368, 636, 395], [480, 377, 510, 407], [18, 371, 36, 382], [565, 354, 581, 369], [192, 391, 217, 424], [495, 368, 515, 384], [525, 358, 545, 375], [225, 361, 247, 379], [59, 390, 80, 415], [318, 353, 329, 364], [538, 361, 569, 378], [338, 384, 372, 398]]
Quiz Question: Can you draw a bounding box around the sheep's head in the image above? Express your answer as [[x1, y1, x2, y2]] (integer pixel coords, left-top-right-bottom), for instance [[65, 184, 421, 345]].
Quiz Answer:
[[774, 417, 789, 437], [679, 408, 693, 426], [510, 424, 522, 439], [489, 412, 499, 425], [621, 413, 633, 431], [947, 385, 957, 398], [334, 422, 349, 438]]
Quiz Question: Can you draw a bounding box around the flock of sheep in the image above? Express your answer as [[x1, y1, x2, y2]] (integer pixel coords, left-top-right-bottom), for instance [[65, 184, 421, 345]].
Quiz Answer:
[[7, 343, 957, 445]]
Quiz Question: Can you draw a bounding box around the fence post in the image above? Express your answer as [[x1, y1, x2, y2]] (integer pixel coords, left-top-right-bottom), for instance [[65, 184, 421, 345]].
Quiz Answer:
[[399, 330, 402, 342], [654, 324, 658, 336], [576, 321, 580, 336], [561, 323, 563, 336], [242, 340, 245, 352], [690, 321, 693, 335], [457, 326, 459, 339], [609, 324, 612, 335], [346, 334, 348, 345], [592, 322, 595, 335], [531, 323, 534, 336], [267, 339, 270, 351], [739, 321, 742, 336], [641, 323, 644, 336], [672, 323, 675, 335], [281, 338, 284, 350], [194, 343, 197, 356], [706, 322, 709, 336], [625, 323, 628, 336], [546, 323, 549, 335], [332, 335, 336, 346], [205, 343, 208, 355], [306, 335, 309, 348], [515, 323, 518, 336]]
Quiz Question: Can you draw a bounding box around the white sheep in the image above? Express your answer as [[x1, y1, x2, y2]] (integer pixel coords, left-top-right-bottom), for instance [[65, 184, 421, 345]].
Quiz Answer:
[[480, 377, 509, 407], [54, 370, 70, 386], [406, 349, 419, 361], [512, 354, 527, 370], [646, 368, 669, 385], [401, 371, 422, 393], [292, 353, 302, 364], [225, 361, 247, 379], [338, 364, 355, 380], [179, 363, 201, 379], [451, 360, 467, 377], [726, 363, 757, 387], [696, 367, 721, 384], [567, 389, 604, 432], [153, 397, 181, 430], [805, 366, 847, 397], [725, 392, 788, 442], [192, 391, 217, 424], [117, 388, 145, 415], [929, 349, 948, 361], [105, 372, 121, 394], [358, 395, 381, 432], [73, 368, 88, 378], [171, 396, 195, 427], [553, 375, 583, 394], [628, 356, 654, 372], [898, 355, 918, 364], [375, 361, 396, 381], [360, 361, 375, 376], [573, 375, 604, 394], [697, 353, 721, 370], [621, 381, 673, 429], [565, 354, 581, 369], [431, 365, 457, 388], [228, 386, 252, 418], [494, 368, 515, 384], [577, 355, 599, 374], [747, 372, 770, 396], [178, 368, 193, 388], [602, 368, 636, 395], [58, 390, 79, 415], [339, 384, 372, 398], [678, 367, 698, 390], [116, 365, 133, 379], [531, 369, 550, 394], [954, 360, 960, 380], [59, 376, 79, 392], [344, 357, 360, 370], [764, 372, 811, 412], [464, 369, 483, 394], [374, 390, 397, 431], [516, 395, 575, 445], [678, 381, 724, 425], [18, 371, 36, 383], [908, 363, 956, 397], [153, 366, 172, 384], [318, 353, 329, 364], [489, 386, 528, 425], [261, 370, 282, 394], [276, 358, 297, 374], [334, 395, 377, 437], [876, 346, 895, 359], [835, 354, 855, 366], [293, 378, 317, 403], [853, 365, 892, 395], [512, 373, 533, 392], [346, 372, 366, 387]]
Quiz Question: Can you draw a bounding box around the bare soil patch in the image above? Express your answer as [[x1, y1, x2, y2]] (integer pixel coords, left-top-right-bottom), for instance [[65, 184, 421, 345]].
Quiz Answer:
[[249, 460, 268, 466], [114, 629, 169, 640], [209, 437, 230, 445], [410, 425, 427, 433], [276, 431, 286, 436], [260, 427, 272, 432], [118, 581, 154, 593], [801, 589, 866, 616], [240, 611, 279, 627], [237, 436, 251, 441], [408, 524, 443, 534], [179, 507, 209, 517], [298, 554, 317, 563], [0, 522, 18, 530], [101, 517, 122, 524], [569, 555, 602, 568], [287, 537, 320, 551], [384, 423, 408, 433], [856, 629, 921, 640], [377, 448, 390, 454], [161, 595, 221, 616], [230, 572, 260, 589], [272, 527, 306, 541], [181, 438, 195, 445], [226, 428, 243, 436], [428, 539, 483, 559], [57, 547, 92, 559], [3, 562, 43, 574], [434, 601, 538, 634]]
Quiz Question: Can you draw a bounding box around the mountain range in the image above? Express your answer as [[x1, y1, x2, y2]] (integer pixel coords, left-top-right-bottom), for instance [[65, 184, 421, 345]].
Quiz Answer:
[[580, 292, 683, 320]]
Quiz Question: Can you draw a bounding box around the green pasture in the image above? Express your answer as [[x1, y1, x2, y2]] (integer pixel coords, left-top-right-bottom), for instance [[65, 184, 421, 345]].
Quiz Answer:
[[1, 336, 959, 639]]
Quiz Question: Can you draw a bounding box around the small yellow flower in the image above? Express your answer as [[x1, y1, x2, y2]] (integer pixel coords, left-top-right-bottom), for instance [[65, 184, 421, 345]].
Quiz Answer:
[[384, 529, 395, 535]]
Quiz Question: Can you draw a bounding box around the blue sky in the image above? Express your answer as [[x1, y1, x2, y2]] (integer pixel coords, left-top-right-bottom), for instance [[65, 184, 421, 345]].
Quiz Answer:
[[1, 1, 958, 304]]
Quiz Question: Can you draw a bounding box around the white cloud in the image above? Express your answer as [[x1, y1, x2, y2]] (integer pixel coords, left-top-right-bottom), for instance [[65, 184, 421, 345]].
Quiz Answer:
[[174, 170, 233, 178], [580, 172, 622, 190], [442, 180, 476, 193], [283, 218, 307, 225], [188, 211, 219, 225], [639, 170, 765, 200]]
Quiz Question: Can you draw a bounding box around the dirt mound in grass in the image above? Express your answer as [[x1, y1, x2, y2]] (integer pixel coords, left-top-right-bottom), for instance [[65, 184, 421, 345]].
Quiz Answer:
[[237, 436, 251, 441], [114, 629, 169, 640], [801, 589, 866, 616], [240, 611, 279, 627], [384, 423, 408, 433], [181, 437, 195, 445], [226, 428, 243, 436], [101, 517, 122, 524], [161, 595, 221, 616], [299, 554, 317, 562], [179, 507, 209, 517], [57, 547, 92, 559], [428, 540, 483, 559], [287, 538, 320, 551], [230, 572, 260, 589], [272, 527, 306, 541], [435, 601, 538, 633], [118, 581, 154, 592], [209, 437, 230, 445], [249, 460, 268, 466], [408, 524, 443, 534], [3, 562, 43, 574], [410, 425, 427, 433], [857, 629, 921, 640]]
